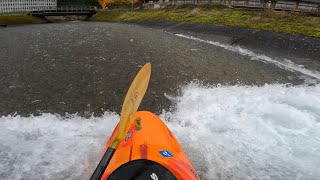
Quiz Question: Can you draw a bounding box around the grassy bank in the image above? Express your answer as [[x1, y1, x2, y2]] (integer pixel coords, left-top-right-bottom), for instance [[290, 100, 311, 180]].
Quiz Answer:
[[91, 6, 320, 38], [0, 13, 44, 25]]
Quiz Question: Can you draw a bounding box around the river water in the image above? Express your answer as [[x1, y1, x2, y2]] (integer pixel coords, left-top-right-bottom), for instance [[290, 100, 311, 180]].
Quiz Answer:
[[0, 22, 319, 179]]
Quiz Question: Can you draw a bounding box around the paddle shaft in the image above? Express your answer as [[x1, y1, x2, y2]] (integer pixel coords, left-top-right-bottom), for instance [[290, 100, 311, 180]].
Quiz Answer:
[[90, 63, 151, 179], [90, 147, 115, 180]]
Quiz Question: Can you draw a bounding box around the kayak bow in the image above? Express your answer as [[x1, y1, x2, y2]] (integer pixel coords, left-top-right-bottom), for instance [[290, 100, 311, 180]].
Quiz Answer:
[[91, 63, 200, 180], [102, 111, 200, 180]]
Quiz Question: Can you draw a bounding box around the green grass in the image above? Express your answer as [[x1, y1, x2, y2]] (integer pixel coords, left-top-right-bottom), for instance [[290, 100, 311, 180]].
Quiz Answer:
[[91, 6, 320, 38], [0, 12, 27, 16], [0, 13, 44, 25]]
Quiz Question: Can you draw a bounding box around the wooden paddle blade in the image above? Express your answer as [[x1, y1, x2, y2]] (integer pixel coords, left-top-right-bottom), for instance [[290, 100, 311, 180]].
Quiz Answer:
[[109, 63, 151, 149]]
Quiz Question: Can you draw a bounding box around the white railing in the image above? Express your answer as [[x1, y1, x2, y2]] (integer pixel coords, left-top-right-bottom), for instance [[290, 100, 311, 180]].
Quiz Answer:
[[31, 6, 95, 12], [0, 0, 57, 13]]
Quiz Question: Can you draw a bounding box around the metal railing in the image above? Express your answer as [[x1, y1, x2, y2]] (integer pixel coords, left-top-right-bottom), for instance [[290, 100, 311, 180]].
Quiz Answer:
[[0, 5, 96, 14], [32, 6, 96, 13]]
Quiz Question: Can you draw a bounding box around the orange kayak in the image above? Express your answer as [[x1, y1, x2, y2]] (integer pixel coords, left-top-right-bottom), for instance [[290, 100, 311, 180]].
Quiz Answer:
[[101, 111, 200, 180]]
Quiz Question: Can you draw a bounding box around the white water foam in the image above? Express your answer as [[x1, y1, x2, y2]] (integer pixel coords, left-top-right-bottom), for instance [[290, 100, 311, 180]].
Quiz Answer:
[[0, 113, 119, 180], [1, 84, 320, 179], [175, 34, 320, 81], [162, 83, 320, 179]]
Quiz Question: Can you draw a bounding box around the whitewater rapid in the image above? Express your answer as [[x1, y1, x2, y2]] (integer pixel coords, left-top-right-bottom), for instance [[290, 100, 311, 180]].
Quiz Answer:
[[1, 83, 319, 180], [162, 83, 320, 179]]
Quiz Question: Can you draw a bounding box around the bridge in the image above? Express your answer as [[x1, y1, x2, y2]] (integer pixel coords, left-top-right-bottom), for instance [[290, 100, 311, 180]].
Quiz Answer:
[[31, 6, 97, 18]]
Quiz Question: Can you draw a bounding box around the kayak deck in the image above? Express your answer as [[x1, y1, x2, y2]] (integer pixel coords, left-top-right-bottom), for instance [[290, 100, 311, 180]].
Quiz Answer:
[[101, 111, 199, 180]]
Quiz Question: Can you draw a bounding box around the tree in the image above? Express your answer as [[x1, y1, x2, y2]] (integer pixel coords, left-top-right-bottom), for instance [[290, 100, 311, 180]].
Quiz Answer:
[[99, 0, 139, 9]]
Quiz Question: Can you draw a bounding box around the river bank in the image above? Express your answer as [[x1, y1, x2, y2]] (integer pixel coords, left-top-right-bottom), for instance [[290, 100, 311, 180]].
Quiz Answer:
[[91, 6, 320, 38], [2, 6, 319, 37], [0, 13, 44, 26], [90, 6, 320, 73], [0, 13, 89, 26]]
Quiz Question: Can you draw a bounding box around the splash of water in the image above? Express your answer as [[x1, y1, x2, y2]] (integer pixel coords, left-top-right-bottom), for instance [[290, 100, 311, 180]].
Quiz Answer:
[[162, 83, 320, 179], [1, 84, 320, 179], [0, 113, 119, 180]]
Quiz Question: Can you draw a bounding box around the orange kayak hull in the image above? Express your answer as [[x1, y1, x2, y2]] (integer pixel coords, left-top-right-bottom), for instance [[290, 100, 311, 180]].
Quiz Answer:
[[101, 111, 200, 180]]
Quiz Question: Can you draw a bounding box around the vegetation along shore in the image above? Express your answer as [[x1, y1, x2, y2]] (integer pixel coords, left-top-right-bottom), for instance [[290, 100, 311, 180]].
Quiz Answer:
[[91, 5, 320, 38], [0, 13, 44, 26]]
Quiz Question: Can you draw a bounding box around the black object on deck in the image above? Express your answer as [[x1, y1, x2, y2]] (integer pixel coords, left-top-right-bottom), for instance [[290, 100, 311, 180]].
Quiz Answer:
[[90, 147, 115, 180]]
